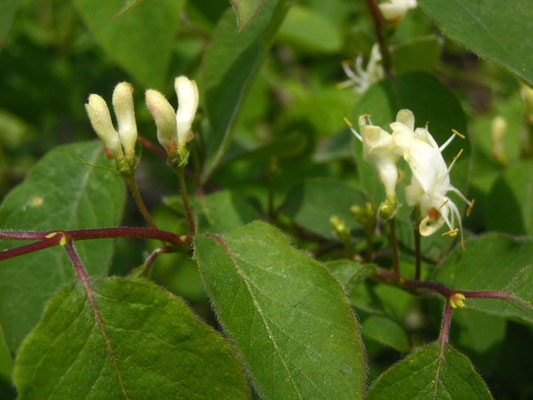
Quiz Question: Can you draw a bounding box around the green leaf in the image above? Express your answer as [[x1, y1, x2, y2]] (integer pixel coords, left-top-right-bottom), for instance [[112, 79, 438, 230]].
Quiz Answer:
[[325, 259, 376, 294], [113, 0, 143, 18], [391, 36, 441, 75], [277, 5, 342, 53], [230, 0, 267, 31], [418, 0, 533, 85], [486, 161, 533, 237], [14, 277, 248, 399], [366, 343, 493, 399], [0, 141, 125, 353], [434, 234, 533, 325], [72, 0, 184, 88], [202, 0, 288, 181], [194, 190, 258, 234], [0, 0, 18, 48], [452, 308, 506, 355], [194, 221, 366, 400], [283, 178, 366, 240], [361, 315, 410, 353]]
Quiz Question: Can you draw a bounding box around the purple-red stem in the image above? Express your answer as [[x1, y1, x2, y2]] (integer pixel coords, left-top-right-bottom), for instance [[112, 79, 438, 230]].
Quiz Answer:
[[439, 299, 452, 347]]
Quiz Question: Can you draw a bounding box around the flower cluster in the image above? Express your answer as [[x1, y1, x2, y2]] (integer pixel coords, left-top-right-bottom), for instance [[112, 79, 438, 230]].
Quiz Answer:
[[339, 44, 384, 94], [85, 76, 199, 173], [346, 109, 474, 248]]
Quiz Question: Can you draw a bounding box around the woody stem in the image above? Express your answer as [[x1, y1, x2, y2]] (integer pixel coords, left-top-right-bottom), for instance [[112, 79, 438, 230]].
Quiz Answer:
[[126, 176, 158, 230]]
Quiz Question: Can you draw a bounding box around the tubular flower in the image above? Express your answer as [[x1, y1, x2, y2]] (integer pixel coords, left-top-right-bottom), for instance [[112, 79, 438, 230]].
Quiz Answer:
[[85, 82, 138, 163], [390, 109, 474, 248], [339, 44, 384, 94], [145, 76, 199, 166], [346, 115, 399, 198], [378, 0, 417, 22]]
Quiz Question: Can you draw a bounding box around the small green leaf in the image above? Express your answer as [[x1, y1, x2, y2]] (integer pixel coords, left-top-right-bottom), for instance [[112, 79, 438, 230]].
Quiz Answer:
[[14, 277, 248, 399], [202, 0, 288, 181], [391, 36, 441, 75], [283, 178, 366, 240], [194, 221, 367, 400], [230, 0, 267, 31], [325, 259, 376, 294], [72, 0, 184, 88], [278, 5, 342, 53], [366, 343, 493, 399], [112, 0, 143, 18], [418, 0, 533, 85], [434, 234, 533, 325], [361, 315, 410, 353], [0, 0, 18, 47], [486, 161, 533, 237], [0, 141, 125, 353], [194, 190, 258, 234]]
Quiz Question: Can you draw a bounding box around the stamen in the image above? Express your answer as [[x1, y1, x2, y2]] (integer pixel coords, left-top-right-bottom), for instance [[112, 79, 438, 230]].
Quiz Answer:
[[452, 129, 465, 139], [454, 148, 464, 160], [447, 200, 466, 250], [466, 198, 475, 217], [344, 117, 362, 142], [442, 228, 459, 237], [449, 186, 474, 208], [439, 199, 449, 209]]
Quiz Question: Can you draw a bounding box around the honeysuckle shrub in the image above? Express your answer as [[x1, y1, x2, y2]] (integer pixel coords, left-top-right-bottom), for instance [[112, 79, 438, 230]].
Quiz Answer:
[[0, 1, 532, 399]]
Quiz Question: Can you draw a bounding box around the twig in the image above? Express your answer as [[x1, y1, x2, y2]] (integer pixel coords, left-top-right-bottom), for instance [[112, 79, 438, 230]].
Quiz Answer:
[[126, 176, 159, 230], [364, 0, 393, 78], [176, 167, 195, 238]]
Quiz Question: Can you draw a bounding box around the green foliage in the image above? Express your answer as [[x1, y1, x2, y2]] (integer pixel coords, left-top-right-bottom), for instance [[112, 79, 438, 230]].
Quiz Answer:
[[72, 0, 184, 88], [194, 221, 366, 400], [366, 343, 493, 399], [230, 0, 267, 31], [14, 277, 248, 399], [0, 142, 125, 353], [419, 0, 533, 85], [0, 0, 18, 47], [434, 234, 533, 324]]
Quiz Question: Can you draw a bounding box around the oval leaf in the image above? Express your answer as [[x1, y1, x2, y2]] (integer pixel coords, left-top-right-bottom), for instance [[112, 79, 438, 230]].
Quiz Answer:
[[366, 343, 493, 399], [230, 0, 267, 31], [14, 277, 248, 399], [0, 141, 125, 353], [418, 0, 533, 85], [194, 221, 366, 400], [433, 234, 533, 325]]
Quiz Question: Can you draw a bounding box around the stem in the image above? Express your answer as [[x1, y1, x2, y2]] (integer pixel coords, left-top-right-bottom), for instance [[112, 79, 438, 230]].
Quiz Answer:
[[0, 227, 186, 261], [363, 223, 374, 261], [364, 0, 392, 78], [143, 247, 171, 277], [138, 136, 167, 161], [126, 176, 158, 230], [439, 299, 452, 349], [64, 240, 90, 283], [176, 167, 195, 237], [412, 208, 422, 280], [388, 218, 400, 276]]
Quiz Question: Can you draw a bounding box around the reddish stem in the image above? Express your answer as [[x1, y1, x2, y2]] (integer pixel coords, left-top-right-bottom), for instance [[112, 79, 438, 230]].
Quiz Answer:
[[139, 136, 167, 160], [364, 0, 392, 78], [0, 235, 62, 260], [439, 299, 452, 347]]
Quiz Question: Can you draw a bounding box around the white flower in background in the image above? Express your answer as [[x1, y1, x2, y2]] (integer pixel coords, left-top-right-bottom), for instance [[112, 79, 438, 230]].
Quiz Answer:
[[520, 83, 533, 122], [379, 0, 417, 22], [145, 76, 199, 161], [390, 109, 474, 248], [346, 114, 399, 198], [339, 44, 385, 94], [85, 82, 138, 161]]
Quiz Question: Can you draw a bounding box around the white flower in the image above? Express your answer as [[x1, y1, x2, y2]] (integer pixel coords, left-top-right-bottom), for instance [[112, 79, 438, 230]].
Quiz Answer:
[[85, 82, 138, 161], [145, 76, 199, 158], [339, 44, 385, 94], [346, 114, 399, 198], [379, 0, 417, 22], [390, 109, 474, 247]]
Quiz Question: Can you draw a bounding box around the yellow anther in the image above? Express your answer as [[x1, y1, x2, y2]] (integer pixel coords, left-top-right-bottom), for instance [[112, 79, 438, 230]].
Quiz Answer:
[[359, 113, 372, 118], [45, 232, 58, 239], [59, 236, 67, 247], [439, 199, 449, 209], [179, 234, 187, 242], [454, 148, 464, 160], [450, 293, 467, 309], [452, 129, 465, 139], [442, 228, 459, 237], [343, 117, 353, 127], [466, 199, 475, 217], [45, 231, 67, 246], [341, 59, 352, 67]]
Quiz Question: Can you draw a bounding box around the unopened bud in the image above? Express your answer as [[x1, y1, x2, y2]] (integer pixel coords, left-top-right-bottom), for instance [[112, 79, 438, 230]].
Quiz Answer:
[[145, 89, 178, 154], [112, 82, 137, 160], [449, 293, 466, 309], [85, 94, 123, 160], [521, 84, 533, 122], [491, 116, 507, 165], [330, 215, 350, 240], [175, 76, 199, 145], [379, 195, 398, 220]]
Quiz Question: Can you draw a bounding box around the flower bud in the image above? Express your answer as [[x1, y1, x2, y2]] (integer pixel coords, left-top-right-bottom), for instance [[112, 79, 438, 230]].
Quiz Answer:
[[449, 293, 466, 309], [175, 76, 199, 145], [112, 82, 137, 160], [330, 215, 350, 240], [521, 84, 533, 122], [85, 94, 123, 159], [491, 116, 507, 165], [145, 89, 178, 154]]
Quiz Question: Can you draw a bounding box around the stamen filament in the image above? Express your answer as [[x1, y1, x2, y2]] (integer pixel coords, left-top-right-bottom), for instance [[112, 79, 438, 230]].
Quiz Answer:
[[344, 117, 362, 142], [466, 198, 475, 217], [442, 228, 459, 237]]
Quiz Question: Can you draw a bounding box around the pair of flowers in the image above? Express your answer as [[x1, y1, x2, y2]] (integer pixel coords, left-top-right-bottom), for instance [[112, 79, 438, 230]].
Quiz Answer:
[[85, 76, 199, 172], [347, 109, 474, 247]]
